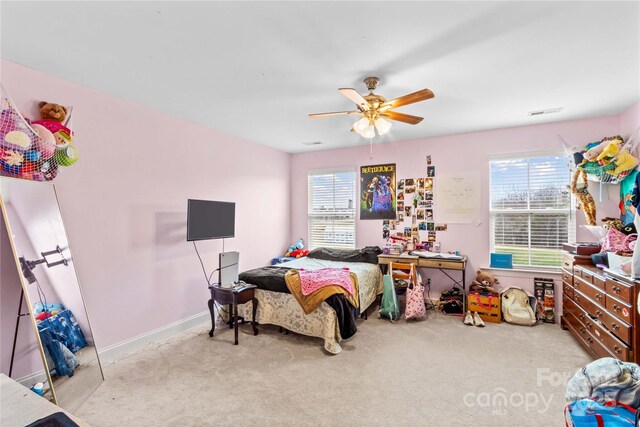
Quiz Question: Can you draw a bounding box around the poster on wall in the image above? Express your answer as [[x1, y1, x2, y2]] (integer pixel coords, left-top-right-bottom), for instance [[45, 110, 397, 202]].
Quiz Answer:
[[434, 172, 481, 224], [360, 163, 396, 220]]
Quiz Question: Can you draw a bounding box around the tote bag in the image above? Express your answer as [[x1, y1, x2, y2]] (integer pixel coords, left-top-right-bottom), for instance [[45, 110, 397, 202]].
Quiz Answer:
[[405, 274, 426, 320], [379, 274, 400, 321]]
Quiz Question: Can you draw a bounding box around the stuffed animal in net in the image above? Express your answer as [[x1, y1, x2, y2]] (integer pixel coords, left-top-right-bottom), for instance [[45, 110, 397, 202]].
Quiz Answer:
[[607, 151, 638, 176], [32, 102, 74, 148], [595, 139, 621, 165], [469, 270, 499, 295], [583, 136, 623, 162], [570, 169, 597, 225]]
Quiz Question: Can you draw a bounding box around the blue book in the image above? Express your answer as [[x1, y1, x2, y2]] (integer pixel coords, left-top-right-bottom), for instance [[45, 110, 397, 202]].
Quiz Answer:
[[490, 253, 513, 269]]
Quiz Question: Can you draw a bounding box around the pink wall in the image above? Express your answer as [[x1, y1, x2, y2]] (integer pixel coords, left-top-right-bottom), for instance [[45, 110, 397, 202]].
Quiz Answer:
[[620, 101, 640, 142], [290, 114, 623, 303], [0, 60, 291, 372]]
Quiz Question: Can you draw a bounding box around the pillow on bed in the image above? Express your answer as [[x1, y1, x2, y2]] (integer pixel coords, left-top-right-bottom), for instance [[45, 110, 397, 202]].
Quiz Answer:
[[306, 246, 382, 264]]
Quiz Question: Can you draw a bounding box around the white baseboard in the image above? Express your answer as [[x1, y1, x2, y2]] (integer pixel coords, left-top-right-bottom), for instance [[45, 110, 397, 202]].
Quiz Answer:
[[14, 311, 211, 386], [98, 310, 210, 364]]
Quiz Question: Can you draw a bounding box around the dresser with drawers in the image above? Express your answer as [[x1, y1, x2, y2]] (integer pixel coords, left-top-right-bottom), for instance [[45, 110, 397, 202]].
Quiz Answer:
[[561, 251, 640, 363]]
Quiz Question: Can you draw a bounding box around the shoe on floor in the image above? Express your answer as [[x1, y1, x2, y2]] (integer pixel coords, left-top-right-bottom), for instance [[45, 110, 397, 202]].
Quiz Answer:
[[463, 311, 474, 325], [473, 312, 485, 327]]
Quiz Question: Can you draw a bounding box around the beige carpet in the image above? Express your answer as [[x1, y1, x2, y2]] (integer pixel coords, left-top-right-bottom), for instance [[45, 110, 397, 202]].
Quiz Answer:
[[75, 312, 591, 426]]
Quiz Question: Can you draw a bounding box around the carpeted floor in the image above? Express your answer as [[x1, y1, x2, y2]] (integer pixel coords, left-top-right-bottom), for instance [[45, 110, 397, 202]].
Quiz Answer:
[[75, 312, 591, 426]]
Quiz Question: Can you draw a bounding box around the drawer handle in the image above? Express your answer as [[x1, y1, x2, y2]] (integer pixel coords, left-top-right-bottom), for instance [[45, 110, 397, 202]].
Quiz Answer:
[[579, 327, 586, 333], [587, 337, 594, 344], [595, 310, 603, 318], [612, 285, 621, 294], [586, 321, 593, 329], [613, 304, 620, 311], [614, 346, 622, 355], [575, 282, 580, 288], [595, 294, 602, 301], [612, 323, 620, 331], [579, 313, 585, 320], [575, 294, 581, 302]]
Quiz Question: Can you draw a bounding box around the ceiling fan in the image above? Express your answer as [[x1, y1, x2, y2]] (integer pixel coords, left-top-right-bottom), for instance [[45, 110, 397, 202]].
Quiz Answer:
[[309, 76, 434, 138]]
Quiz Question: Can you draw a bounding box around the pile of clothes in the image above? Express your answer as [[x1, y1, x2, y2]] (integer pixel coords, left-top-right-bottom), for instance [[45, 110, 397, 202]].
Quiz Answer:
[[565, 357, 640, 426], [36, 305, 87, 378]]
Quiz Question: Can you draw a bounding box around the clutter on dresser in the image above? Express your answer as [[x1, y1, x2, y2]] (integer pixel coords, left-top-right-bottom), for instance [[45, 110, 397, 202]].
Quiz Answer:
[[562, 242, 603, 256]]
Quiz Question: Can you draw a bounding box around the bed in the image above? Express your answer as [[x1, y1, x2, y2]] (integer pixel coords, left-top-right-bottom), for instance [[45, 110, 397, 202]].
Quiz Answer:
[[234, 248, 383, 354]]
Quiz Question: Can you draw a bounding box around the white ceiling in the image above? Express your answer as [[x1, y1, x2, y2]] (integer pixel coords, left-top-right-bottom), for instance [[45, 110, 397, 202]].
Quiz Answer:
[[1, 1, 639, 153]]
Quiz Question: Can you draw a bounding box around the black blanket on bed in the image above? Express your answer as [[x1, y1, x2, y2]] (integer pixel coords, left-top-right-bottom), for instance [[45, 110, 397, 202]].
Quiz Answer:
[[238, 266, 358, 339]]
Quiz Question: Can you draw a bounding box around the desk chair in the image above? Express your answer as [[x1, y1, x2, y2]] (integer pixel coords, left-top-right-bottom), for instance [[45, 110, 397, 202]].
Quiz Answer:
[[389, 262, 417, 289]]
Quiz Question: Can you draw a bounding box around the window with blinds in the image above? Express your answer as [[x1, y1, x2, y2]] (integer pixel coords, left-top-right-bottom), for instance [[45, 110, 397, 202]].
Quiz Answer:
[[490, 155, 575, 268], [308, 168, 356, 250]]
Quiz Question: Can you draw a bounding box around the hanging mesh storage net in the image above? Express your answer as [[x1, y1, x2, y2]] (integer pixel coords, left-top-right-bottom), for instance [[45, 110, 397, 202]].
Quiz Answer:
[[0, 86, 78, 181]]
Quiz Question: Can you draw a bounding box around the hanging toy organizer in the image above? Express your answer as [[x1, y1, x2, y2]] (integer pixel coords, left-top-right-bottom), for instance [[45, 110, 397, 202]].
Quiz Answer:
[[0, 85, 77, 182], [574, 129, 640, 185]]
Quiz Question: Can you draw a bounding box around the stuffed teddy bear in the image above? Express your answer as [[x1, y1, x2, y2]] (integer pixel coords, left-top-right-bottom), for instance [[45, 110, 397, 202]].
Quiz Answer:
[[469, 270, 499, 295], [32, 101, 74, 149], [38, 101, 67, 123]]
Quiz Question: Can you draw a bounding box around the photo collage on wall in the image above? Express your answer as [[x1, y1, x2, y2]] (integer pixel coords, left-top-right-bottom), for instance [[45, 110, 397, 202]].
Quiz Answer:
[[383, 155, 448, 251]]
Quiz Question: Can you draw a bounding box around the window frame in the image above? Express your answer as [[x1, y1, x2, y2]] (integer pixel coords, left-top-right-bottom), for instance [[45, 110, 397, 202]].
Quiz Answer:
[[307, 167, 357, 250], [488, 151, 575, 269]]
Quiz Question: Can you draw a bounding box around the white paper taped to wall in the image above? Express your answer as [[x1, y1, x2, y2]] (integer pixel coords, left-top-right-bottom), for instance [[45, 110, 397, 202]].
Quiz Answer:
[[434, 172, 481, 224]]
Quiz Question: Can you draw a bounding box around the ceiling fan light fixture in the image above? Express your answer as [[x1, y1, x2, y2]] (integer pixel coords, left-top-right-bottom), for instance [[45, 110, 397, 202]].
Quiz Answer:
[[374, 118, 392, 135], [361, 124, 376, 139], [354, 117, 369, 134]]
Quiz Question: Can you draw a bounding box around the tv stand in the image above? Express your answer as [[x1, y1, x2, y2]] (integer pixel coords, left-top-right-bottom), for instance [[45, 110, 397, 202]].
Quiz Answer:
[[208, 284, 258, 345]]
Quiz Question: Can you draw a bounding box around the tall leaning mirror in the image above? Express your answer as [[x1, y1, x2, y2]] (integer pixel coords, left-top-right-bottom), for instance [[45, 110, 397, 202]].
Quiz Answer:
[[0, 177, 103, 411]]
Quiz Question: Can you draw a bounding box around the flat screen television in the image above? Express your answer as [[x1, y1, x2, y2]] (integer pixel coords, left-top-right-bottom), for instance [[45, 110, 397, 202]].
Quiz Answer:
[[187, 199, 235, 241]]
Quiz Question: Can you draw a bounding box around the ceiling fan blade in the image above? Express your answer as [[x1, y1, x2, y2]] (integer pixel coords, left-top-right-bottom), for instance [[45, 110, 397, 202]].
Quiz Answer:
[[338, 88, 370, 111], [380, 88, 434, 111], [381, 111, 424, 125], [309, 111, 360, 118]]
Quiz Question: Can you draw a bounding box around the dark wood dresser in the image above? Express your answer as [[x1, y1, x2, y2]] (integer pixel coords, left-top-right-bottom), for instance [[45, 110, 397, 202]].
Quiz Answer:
[[561, 251, 639, 363]]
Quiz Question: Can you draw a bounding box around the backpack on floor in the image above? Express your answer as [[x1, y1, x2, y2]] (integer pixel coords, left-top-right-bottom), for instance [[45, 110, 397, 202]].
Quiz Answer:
[[565, 399, 636, 427], [501, 287, 537, 326], [405, 273, 426, 320], [379, 274, 400, 322]]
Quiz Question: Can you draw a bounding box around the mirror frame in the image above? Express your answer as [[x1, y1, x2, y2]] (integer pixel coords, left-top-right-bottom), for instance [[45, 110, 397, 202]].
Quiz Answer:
[[0, 176, 104, 405]]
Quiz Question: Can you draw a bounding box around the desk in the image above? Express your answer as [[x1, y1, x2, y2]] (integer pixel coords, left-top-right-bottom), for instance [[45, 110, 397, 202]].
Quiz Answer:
[[378, 254, 468, 306], [208, 284, 258, 345]]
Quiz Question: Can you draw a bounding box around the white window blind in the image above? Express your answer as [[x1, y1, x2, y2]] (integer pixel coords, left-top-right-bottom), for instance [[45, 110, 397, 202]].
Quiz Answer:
[[490, 155, 575, 268], [308, 168, 356, 250]]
